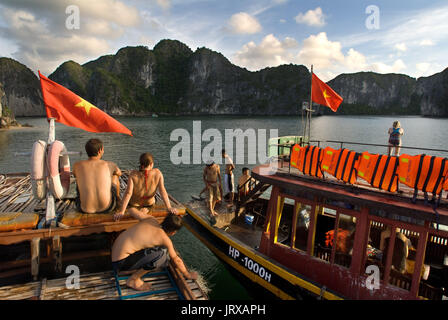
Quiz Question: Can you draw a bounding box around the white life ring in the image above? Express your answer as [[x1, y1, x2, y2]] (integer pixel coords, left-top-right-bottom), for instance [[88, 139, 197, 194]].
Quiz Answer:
[[31, 140, 47, 200], [47, 140, 71, 199]]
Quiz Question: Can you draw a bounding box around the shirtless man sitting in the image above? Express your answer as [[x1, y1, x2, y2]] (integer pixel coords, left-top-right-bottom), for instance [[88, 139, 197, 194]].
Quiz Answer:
[[73, 139, 121, 214], [114, 153, 177, 221], [203, 160, 222, 217], [111, 214, 198, 291]]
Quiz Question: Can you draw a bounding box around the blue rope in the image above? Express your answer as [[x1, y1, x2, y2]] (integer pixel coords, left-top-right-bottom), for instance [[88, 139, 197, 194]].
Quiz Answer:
[[166, 268, 185, 300], [114, 269, 182, 300]]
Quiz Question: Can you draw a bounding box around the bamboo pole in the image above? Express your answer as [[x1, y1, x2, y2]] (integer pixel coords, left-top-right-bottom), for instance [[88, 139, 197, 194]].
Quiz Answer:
[[45, 118, 56, 223]]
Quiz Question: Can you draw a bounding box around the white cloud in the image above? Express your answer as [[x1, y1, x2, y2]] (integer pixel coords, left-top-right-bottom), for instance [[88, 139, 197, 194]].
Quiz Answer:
[[228, 12, 262, 34], [295, 7, 325, 27], [279, 19, 287, 23], [155, 0, 171, 10], [394, 43, 407, 52], [369, 59, 406, 74], [419, 39, 435, 46], [232, 34, 298, 70], [0, 0, 143, 74], [416, 62, 431, 73], [345, 48, 367, 70], [232, 31, 413, 80], [297, 32, 344, 69]]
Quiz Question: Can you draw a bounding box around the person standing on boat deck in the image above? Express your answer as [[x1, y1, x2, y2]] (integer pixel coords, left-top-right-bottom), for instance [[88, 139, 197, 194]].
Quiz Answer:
[[222, 149, 235, 206], [380, 227, 413, 273], [111, 214, 198, 291], [114, 153, 177, 221], [387, 121, 404, 156], [73, 138, 121, 214], [203, 160, 222, 217], [238, 167, 253, 201]]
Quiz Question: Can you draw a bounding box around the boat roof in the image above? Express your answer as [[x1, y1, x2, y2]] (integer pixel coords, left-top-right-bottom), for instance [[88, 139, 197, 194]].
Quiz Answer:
[[252, 162, 448, 226]]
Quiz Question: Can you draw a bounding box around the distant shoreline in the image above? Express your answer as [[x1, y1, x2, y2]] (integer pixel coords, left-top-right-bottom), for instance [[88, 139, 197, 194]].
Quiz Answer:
[[0, 124, 33, 131]]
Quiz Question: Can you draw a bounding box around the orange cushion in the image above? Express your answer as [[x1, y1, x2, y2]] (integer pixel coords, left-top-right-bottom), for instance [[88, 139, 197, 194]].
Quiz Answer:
[[60, 204, 186, 227], [0, 212, 39, 232]]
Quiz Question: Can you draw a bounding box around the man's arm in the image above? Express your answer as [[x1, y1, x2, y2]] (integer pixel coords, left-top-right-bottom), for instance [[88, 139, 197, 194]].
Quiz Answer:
[[108, 161, 122, 177], [114, 176, 133, 221], [158, 170, 177, 215], [203, 167, 209, 186], [163, 235, 198, 280]]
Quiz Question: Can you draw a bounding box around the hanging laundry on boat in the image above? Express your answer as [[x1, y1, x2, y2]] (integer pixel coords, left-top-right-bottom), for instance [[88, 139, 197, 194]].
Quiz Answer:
[[38, 71, 132, 136]]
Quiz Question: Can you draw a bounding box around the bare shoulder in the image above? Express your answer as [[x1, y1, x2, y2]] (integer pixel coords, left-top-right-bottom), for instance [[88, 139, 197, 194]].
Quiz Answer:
[[153, 168, 162, 177]]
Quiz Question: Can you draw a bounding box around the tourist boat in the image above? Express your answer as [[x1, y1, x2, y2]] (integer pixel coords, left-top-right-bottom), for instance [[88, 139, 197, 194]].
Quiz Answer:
[[183, 136, 448, 300]]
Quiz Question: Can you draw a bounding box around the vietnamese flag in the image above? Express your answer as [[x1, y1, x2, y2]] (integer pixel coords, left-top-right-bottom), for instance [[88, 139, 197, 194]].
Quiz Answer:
[[38, 71, 132, 136], [311, 73, 343, 112]]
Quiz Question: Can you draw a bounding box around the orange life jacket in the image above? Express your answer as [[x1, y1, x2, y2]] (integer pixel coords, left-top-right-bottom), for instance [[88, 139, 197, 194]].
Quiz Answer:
[[290, 144, 302, 170], [357, 152, 399, 192], [321, 147, 360, 184], [397, 154, 448, 196], [290, 144, 323, 178]]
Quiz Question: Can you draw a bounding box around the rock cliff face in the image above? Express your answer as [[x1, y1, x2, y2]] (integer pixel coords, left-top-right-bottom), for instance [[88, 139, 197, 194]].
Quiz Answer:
[[325, 72, 419, 115], [0, 82, 20, 128], [182, 48, 310, 114], [415, 68, 448, 117], [0, 58, 44, 116], [49, 41, 310, 115], [0, 39, 447, 117]]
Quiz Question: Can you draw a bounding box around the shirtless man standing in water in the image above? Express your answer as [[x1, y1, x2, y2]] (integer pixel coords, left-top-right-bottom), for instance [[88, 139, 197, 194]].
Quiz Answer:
[[73, 139, 121, 214], [203, 160, 223, 217], [111, 214, 198, 291], [114, 153, 177, 221]]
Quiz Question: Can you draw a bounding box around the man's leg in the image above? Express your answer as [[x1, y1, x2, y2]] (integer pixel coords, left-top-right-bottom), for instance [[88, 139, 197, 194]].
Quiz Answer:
[[126, 268, 151, 291]]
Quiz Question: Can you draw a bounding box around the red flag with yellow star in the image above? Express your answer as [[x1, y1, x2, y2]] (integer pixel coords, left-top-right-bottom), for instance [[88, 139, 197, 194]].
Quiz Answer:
[[38, 71, 132, 136], [311, 73, 343, 112]]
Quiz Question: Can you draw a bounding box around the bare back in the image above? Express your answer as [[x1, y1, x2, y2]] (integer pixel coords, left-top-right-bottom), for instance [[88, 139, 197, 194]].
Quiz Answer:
[[73, 159, 117, 213], [111, 218, 171, 261], [129, 169, 162, 207]]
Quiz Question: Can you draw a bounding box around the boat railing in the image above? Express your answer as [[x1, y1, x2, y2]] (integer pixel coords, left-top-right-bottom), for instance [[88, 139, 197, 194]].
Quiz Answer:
[[309, 140, 448, 155], [267, 139, 448, 167]]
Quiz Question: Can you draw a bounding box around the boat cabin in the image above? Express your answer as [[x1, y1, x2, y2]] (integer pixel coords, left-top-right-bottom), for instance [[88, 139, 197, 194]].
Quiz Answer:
[[250, 142, 448, 300]]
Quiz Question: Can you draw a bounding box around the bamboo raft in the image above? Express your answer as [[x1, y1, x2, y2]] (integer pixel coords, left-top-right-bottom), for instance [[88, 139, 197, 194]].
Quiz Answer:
[[0, 171, 209, 300], [0, 264, 208, 300]]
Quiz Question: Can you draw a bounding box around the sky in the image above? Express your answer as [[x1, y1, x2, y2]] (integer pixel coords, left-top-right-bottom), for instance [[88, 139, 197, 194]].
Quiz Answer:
[[0, 0, 447, 81]]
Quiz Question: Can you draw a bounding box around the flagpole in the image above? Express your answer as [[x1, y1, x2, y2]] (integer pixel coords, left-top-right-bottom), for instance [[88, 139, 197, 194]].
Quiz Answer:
[[308, 65, 314, 144], [45, 118, 56, 226]]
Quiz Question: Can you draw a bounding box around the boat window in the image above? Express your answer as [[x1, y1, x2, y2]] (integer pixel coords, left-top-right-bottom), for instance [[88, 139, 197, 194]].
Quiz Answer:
[[274, 198, 294, 247], [364, 221, 422, 292], [333, 214, 356, 268], [313, 207, 356, 269], [292, 204, 312, 252], [419, 232, 448, 300]]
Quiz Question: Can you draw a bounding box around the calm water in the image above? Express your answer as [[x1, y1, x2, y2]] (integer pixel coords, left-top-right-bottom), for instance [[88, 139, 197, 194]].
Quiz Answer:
[[1, 115, 448, 299]]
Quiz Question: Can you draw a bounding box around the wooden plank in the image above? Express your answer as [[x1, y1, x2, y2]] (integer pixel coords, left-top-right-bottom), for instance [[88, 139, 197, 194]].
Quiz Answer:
[[30, 237, 40, 281]]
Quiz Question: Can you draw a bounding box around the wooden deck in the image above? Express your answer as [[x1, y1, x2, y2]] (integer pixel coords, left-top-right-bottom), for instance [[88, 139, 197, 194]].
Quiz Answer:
[[0, 263, 208, 300], [185, 196, 266, 251], [0, 171, 188, 283], [186, 198, 238, 229]]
